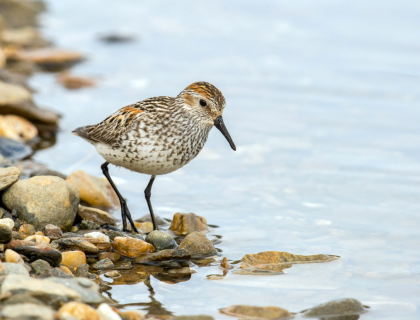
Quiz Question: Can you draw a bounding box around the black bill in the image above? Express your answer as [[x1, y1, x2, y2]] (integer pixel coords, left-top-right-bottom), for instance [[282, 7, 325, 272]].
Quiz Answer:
[[214, 115, 236, 151]]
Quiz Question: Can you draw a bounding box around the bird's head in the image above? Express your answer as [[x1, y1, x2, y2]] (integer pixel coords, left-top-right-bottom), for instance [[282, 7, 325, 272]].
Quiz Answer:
[[177, 81, 236, 151]]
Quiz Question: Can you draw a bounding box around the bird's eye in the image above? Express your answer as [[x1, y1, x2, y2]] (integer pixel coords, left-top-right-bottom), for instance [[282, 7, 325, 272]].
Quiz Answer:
[[199, 99, 207, 107]]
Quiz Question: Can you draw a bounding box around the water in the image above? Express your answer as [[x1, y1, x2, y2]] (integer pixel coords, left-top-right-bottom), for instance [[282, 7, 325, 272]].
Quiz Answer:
[[30, 0, 420, 318]]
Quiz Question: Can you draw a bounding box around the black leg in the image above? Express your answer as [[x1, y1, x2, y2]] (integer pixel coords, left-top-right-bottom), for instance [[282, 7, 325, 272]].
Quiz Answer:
[[145, 175, 159, 231], [101, 161, 139, 233]]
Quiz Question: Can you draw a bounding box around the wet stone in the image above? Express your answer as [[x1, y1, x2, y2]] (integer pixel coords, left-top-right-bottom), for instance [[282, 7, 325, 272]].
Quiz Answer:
[[19, 223, 36, 238], [6, 240, 62, 267], [220, 305, 291, 319], [59, 265, 73, 276], [97, 303, 122, 320], [178, 232, 217, 259], [92, 258, 114, 270], [146, 230, 178, 251], [145, 260, 182, 269], [44, 224, 62, 240], [80, 219, 100, 230], [0, 166, 20, 191], [87, 257, 98, 264], [99, 251, 120, 262], [61, 251, 86, 270], [31, 259, 51, 274], [58, 238, 99, 254], [0, 114, 38, 142], [77, 205, 116, 225], [135, 248, 191, 263], [0, 224, 12, 243], [112, 236, 155, 258], [302, 298, 366, 318], [169, 212, 208, 236], [75, 263, 89, 277]]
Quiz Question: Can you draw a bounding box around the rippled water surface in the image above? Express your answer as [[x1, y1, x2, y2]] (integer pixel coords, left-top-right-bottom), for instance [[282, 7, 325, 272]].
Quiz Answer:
[[32, 0, 420, 318]]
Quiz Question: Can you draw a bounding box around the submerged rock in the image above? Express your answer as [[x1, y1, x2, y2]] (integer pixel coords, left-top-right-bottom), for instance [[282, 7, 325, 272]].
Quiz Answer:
[[302, 298, 366, 318], [0, 114, 38, 142], [220, 305, 291, 319], [0, 303, 55, 320], [2, 176, 80, 231], [61, 251, 87, 270], [112, 236, 155, 258], [0, 138, 32, 162], [169, 212, 208, 236], [77, 205, 116, 225], [0, 166, 20, 191], [66, 170, 118, 208], [178, 232, 217, 259], [145, 230, 178, 251]]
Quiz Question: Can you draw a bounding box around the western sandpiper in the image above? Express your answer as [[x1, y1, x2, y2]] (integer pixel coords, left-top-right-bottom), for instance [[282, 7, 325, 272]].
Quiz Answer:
[[73, 82, 236, 232]]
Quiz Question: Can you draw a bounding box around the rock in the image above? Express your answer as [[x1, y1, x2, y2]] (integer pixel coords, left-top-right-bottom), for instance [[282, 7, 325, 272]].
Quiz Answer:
[[220, 305, 290, 319], [1, 26, 47, 47], [17, 49, 84, 72], [0, 303, 55, 320], [0, 166, 20, 191], [167, 266, 195, 274], [1, 275, 81, 308], [31, 259, 51, 275], [14, 160, 67, 180], [0, 262, 30, 276], [302, 298, 366, 317], [0, 81, 31, 106], [44, 224, 63, 240], [220, 257, 234, 270], [0, 218, 15, 229], [12, 231, 23, 240], [71, 226, 79, 232], [19, 223, 36, 238], [92, 258, 114, 270], [0, 137, 32, 162], [75, 264, 89, 277], [99, 252, 120, 262], [6, 240, 62, 267], [97, 303, 122, 320], [57, 73, 95, 90], [25, 235, 51, 244], [58, 238, 99, 254], [145, 230, 178, 251], [106, 230, 143, 241], [66, 170, 118, 208], [77, 205, 116, 225], [5, 249, 24, 264], [178, 232, 217, 259], [60, 265, 73, 276], [136, 214, 169, 226], [113, 236, 155, 258], [61, 251, 87, 270], [115, 262, 132, 270], [48, 277, 106, 304], [104, 270, 121, 278], [0, 224, 12, 243], [2, 176, 80, 231], [59, 302, 101, 320], [80, 219, 100, 230], [135, 248, 190, 263], [0, 115, 38, 142], [84, 231, 110, 242], [31, 259, 72, 278], [0, 0, 45, 29], [241, 251, 336, 272], [169, 212, 207, 236]]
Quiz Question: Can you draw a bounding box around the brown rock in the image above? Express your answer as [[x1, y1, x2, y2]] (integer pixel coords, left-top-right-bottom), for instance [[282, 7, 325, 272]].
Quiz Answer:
[[59, 265, 73, 276], [137, 222, 153, 234], [220, 305, 291, 319], [77, 205, 116, 225], [98, 252, 120, 262], [0, 166, 20, 191], [19, 224, 36, 238], [17, 49, 84, 72], [6, 240, 62, 267], [66, 170, 118, 208], [0, 115, 38, 142], [220, 257, 234, 270], [119, 310, 145, 320], [178, 232, 217, 259], [57, 73, 95, 89], [302, 298, 366, 317], [58, 238, 99, 254], [112, 236, 155, 258], [44, 224, 62, 240], [134, 248, 190, 263], [61, 251, 87, 270], [58, 301, 101, 320], [169, 212, 208, 236]]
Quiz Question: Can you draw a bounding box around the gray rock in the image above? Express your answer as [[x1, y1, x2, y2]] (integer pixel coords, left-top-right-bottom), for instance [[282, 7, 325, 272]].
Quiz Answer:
[[79, 219, 100, 230], [12, 231, 23, 240], [58, 238, 99, 254], [31, 259, 72, 278], [92, 258, 114, 270], [146, 230, 178, 251], [106, 229, 144, 241], [136, 213, 169, 226], [0, 303, 55, 320], [75, 263, 89, 277], [0, 224, 12, 243], [0, 138, 32, 162], [178, 232, 217, 259], [0, 166, 20, 191], [31, 259, 51, 274], [0, 262, 30, 276], [303, 298, 366, 317], [47, 277, 106, 304], [2, 176, 80, 231], [135, 249, 191, 263]]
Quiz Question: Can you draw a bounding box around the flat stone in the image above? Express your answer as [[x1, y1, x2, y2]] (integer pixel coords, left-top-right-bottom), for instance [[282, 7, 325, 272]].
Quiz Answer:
[[66, 170, 118, 208], [44, 224, 62, 240], [178, 232, 217, 259], [59, 301, 101, 320], [0, 218, 14, 229], [0, 166, 20, 191], [99, 252, 120, 262], [6, 240, 62, 267], [2, 176, 80, 231], [220, 305, 290, 319], [80, 219, 100, 230], [0, 262, 29, 276], [169, 212, 207, 236], [0, 303, 55, 320], [1, 274, 81, 308], [77, 205, 116, 225], [61, 251, 87, 270], [302, 298, 366, 317], [97, 303, 122, 320], [146, 230, 178, 251], [113, 236, 155, 258], [135, 248, 191, 263], [19, 223, 36, 238], [0, 224, 12, 243], [5, 249, 25, 264], [92, 258, 114, 270], [25, 235, 50, 245], [58, 238, 99, 254], [75, 263, 89, 277], [48, 277, 106, 304], [62, 232, 80, 238]]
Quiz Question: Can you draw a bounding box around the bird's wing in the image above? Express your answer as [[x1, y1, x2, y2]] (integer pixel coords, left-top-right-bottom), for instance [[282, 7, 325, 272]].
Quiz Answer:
[[73, 96, 174, 146]]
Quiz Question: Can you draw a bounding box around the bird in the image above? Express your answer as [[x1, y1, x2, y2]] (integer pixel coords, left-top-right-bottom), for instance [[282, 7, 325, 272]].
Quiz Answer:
[[73, 81, 236, 233]]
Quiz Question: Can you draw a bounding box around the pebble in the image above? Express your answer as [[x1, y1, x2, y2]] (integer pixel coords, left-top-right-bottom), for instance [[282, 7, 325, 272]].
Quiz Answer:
[[84, 231, 110, 242], [0, 303, 55, 320], [58, 238, 99, 254], [19, 223, 36, 238], [80, 219, 100, 230], [58, 301, 101, 320], [0, 166, 20, 191], [6, 240, 62, 267], [71, 226, 79, 233], [99, 252, 120, 262], [0, 224, 12, 243], [5, 249, 24, 264], [75, 264, 90, 278], [220, 305, 291, 319], [0, 262, 30, 276], [135, 248, 190, 263], [145, 230, 178, 251], [0, 114, 38, 142], [169, 212, 208, 236], [77, 205, 116, 226], [25, 235, 51, 244], [66, 170, 119, 208], [0, 218, 15, 230], [302, 298, 366, 317], [178, 232, 217, 259], [44, 224, 63, 240], [61, 251, 87, 269], [104, 270, 121, 278], [112, 236, 155, 258], [97, 303, 122, 320], [2, 176, 80, 231], [92, 258, 114, 270]]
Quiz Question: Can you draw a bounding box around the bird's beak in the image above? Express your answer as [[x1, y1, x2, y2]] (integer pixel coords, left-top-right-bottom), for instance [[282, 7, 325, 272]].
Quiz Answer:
[[214, 115, 236, 151]]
